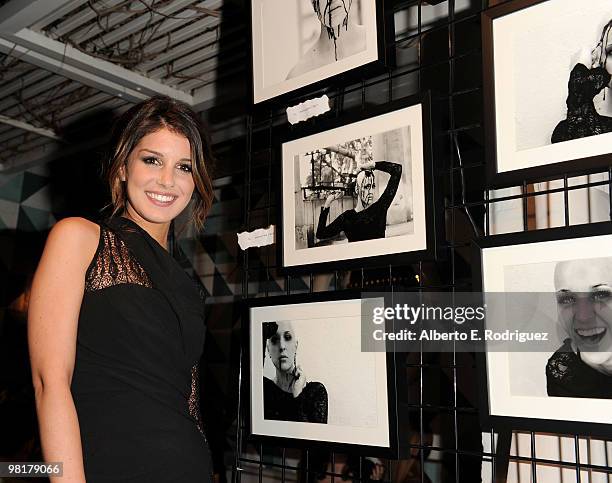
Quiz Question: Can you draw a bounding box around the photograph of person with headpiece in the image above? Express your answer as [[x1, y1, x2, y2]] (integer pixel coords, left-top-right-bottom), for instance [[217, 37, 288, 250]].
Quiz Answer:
[[251, 0, 385, 103]]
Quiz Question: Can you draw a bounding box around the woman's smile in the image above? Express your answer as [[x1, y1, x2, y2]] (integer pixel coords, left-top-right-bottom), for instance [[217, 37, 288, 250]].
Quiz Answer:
[[145, 191, 178, 206], [574, 326, 607, 346]]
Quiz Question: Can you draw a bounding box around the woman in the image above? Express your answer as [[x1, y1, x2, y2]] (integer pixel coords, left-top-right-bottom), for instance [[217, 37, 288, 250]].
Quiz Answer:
[[316, 154, 402, 243], [552, 20, 612, 143], [546, 258, 612, 399], [262, 321, 328, 423], [27, 96, 215, 481], [286, 0, 366, 79]]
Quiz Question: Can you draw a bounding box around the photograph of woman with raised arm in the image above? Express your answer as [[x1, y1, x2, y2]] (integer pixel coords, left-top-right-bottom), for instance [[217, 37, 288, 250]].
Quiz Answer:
[[316, 155, 402, 243]]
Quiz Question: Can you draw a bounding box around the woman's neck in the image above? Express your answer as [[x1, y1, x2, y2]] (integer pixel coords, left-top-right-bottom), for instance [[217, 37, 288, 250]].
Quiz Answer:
[[274, 368, 296, 393], [121, 208, 171, 251], [315, 18, 362, 59]]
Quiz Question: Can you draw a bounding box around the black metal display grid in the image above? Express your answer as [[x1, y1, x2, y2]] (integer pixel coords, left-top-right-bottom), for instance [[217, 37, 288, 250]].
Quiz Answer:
[[231, 1, 612, 482]]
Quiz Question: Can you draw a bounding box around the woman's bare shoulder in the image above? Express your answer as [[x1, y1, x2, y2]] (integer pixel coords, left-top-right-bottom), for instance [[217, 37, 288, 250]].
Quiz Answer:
[[49, 216, 99, 241], [45, 217, 100, 269]]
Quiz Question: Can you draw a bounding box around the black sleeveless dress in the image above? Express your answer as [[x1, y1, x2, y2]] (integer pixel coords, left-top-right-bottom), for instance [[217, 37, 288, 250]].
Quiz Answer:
[[70, 215, 213, 482]]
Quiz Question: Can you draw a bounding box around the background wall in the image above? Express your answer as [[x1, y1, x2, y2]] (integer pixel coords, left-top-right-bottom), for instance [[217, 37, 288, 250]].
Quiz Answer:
[[2, 1, 612, 482]]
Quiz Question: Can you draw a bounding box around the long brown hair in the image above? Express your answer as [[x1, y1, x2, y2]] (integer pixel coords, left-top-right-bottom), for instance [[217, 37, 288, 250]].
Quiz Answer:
[[102, 95, 214, 235]]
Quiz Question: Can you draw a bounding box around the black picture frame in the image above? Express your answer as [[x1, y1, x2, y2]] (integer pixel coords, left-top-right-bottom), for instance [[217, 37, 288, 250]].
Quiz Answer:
[[277, 92, 440, 274], [249, 0, 394, 106], [482, 0, 612, 189], [473, 221, 612, 439], [241, 290, 405, 457]]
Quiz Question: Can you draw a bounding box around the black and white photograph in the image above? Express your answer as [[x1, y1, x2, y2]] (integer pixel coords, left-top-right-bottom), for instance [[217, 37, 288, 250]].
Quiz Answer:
[[281, 98, 435, 270], [296, 132, 413, 247], [483, 0, 612, 186], [251, 0, 386, 103], [475, 224, 612, 437], [244, 294, 399, 454]]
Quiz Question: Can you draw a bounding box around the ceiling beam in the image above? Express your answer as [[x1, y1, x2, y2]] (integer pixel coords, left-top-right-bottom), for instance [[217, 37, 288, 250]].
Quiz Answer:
[[0, 114, 62, 141], [0, 29, 194, 104], [0, 0, 195, 105], [0, 36, 148, 103]]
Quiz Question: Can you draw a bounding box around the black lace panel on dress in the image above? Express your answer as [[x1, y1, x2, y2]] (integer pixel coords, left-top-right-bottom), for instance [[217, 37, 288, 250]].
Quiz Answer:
[[189, 363, 207, 441], [85, 226, 153, 292]]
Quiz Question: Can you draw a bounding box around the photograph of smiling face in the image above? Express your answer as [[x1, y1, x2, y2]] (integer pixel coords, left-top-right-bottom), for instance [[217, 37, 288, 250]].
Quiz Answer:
[[554, 258, 612, 372], [266, 320, 298, 373], [119, 127, 194, 228]]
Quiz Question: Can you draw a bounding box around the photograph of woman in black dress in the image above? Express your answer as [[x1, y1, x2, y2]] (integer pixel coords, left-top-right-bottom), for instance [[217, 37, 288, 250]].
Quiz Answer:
[[28, 96, 215, 482], [295, 129, 414, 250], [488, 1, 612, 179], [262, 321, 328, 423], [316, 157, 402, 243], [552, 19, 612, 143]]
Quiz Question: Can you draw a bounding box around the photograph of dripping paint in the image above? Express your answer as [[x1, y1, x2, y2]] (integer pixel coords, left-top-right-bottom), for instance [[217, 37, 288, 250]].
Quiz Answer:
[[251, 0, 383, 103]]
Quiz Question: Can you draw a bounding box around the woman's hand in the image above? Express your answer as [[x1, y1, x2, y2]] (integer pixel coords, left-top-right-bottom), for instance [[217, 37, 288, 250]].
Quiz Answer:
[[356, 154, 375, 172], [324, 190, 343, 209], [290, 359, 308, 398]]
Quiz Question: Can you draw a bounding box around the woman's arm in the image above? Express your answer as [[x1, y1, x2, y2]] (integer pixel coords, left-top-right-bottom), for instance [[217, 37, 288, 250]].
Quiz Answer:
[[316, 206, 348, 240], [28, 217, 99, 482], [372, 161, 402, 211]]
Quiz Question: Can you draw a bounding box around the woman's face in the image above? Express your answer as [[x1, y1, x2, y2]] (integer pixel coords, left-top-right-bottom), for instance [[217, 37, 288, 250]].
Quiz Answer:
[[357, 170, 375, 208], [267, 321, 298, 373], [311, 0, 352, 31], [554, 259, 612, 373], [120, 127, 195, 225]]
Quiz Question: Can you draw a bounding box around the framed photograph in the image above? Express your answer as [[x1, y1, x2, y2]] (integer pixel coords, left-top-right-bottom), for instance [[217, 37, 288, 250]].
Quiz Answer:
[[474, 222, 612, 438], [280, 94, 438, 272], [242, 291, 402, 456], [250, 0, 392, 104], [483, 0, 612, 188]]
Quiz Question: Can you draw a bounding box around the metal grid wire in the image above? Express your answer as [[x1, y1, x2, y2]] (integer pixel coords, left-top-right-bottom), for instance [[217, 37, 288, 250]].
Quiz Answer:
[[231, 1, 612, 482]]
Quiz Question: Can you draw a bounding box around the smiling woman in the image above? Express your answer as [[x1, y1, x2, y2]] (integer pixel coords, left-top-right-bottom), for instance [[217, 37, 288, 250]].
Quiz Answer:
[[27, 96, 216, 482], [546, 257, 612, 399], [116, 128, 195, 243], [105, 96, 214, 238]]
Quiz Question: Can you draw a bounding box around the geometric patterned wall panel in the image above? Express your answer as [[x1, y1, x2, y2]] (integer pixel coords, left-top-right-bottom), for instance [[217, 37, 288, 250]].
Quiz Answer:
[[0, 165, 57, 233]]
